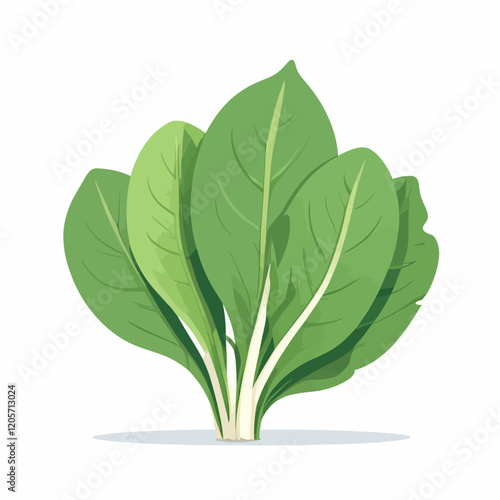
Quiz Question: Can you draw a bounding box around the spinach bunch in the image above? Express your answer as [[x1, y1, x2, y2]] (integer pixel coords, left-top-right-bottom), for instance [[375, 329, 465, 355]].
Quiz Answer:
[[64, 62, 438, 440]]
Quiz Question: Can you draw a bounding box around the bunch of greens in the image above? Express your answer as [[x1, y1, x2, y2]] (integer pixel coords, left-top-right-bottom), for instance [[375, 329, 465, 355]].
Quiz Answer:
[[64, 61, 438, 441]]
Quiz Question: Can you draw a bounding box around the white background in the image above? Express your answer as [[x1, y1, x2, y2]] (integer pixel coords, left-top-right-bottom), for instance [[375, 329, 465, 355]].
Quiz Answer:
[[1, 0, 499, 499]]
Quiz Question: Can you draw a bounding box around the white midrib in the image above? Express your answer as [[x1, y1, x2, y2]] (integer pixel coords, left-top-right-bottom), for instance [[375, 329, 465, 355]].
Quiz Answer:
[[253, 162, 366, 405], [236, 83, 285, 440]]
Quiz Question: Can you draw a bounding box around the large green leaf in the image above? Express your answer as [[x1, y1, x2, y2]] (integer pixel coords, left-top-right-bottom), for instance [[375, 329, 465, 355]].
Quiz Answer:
[[127, 122, 225, 352], [262, 175, 439, 410], [254, 148, 400, 398], [191, 61, 338, 365], [63, 169, 218, 419]]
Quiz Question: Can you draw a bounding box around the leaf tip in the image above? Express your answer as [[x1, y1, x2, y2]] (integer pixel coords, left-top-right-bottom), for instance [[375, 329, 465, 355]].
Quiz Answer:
[[281, 60, 298, 75]]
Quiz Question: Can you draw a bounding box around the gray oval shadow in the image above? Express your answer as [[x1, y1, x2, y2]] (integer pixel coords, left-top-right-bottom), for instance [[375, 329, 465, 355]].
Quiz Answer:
[[93, 429, 409, 446]]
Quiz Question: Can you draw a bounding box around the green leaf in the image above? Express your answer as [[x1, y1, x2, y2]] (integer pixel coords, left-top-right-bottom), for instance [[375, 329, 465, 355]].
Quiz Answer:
[[127, 122, 225, 354], [254, 148, 400, 400], [63, 169, 218, 418], [262, 175, 439, 409], [191, 61, 338, 366]]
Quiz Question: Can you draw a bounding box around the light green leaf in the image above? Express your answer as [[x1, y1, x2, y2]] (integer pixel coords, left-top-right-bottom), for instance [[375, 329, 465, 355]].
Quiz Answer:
[[127, 122, 225, 354]]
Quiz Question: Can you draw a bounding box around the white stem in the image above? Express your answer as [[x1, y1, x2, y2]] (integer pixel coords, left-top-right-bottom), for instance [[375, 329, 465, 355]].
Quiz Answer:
[[203, 353, 233, 439], [236, 268, 271, 440]]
